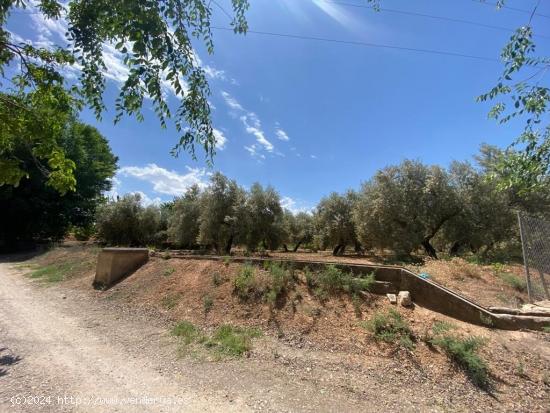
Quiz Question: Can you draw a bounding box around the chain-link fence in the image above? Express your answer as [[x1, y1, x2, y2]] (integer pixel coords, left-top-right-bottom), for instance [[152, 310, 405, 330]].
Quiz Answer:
[[518, 212, 550, 302]]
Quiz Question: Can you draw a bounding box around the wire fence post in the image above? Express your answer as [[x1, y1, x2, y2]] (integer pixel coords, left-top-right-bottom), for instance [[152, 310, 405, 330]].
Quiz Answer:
[[517, 212, 533, 303]]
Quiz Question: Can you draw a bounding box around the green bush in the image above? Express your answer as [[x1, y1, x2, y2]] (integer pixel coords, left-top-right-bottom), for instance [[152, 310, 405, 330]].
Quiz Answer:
[[498, 273, 527, 292], [428, 323, 489, 388], [171, 321, 199, 344], [204, 325, 262, 357], [363, 309, 415, 350], [203, 295, 214, 314], [309, 265, 375, 299], [265, 262, 294, 305], [233, 263, 258, 300]]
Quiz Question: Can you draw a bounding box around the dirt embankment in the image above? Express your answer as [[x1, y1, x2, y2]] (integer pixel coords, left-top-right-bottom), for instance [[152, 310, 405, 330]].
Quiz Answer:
[[1, 244, 549, 412]]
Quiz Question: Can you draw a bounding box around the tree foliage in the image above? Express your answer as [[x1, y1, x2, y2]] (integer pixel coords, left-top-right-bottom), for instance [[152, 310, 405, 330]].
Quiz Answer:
[[167, 184, 201, 248], [0, 121, 117, 250], [0, 0, 249, 191], [314, 191, 359, 256], [244, 183, 284, 251]]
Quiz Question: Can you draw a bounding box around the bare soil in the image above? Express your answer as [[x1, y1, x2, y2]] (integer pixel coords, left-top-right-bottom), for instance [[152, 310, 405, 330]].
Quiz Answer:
[[1, 244, 549, 412]]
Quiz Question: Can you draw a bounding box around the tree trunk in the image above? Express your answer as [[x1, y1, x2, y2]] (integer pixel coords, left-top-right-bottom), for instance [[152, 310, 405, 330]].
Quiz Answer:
[[224, 235, 233, 255], [292, 240, 302, 253], [449, 241, 461, 256], [283, 244, 289, 252], [421, 239, 438, 259], [332, 244, 342, 256], [354, 242, 363, 255]]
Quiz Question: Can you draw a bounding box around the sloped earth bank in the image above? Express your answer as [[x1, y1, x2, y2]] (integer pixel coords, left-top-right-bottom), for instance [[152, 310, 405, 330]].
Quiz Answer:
[[1, 246, 549, 412]]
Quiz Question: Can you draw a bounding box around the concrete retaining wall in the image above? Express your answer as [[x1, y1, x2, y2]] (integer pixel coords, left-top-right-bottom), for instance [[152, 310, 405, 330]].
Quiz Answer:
[[165, 253, 550, 331], [93, 248, 149, 289]]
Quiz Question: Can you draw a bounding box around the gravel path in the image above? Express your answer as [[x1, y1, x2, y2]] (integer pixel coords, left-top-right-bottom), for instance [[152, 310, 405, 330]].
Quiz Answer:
[[0, 262, 247, 412]]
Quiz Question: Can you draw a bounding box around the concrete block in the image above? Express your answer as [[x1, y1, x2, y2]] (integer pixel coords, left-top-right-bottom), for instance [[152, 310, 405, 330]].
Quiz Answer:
[[387, 293, 397, 304], [93, 248, 149, 289], [397, 291, 412, 307]]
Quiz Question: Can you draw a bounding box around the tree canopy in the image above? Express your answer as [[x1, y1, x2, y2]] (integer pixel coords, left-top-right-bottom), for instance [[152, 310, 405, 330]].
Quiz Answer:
[[0, 0, 249, 193], [0, 120, 117, 250]]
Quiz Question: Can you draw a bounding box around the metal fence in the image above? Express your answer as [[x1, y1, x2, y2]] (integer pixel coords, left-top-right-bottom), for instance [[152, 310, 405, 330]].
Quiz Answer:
[[518, 212, 550, 302]]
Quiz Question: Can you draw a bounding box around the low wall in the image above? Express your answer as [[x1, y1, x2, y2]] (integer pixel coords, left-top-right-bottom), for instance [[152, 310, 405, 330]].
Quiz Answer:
[[167, 254, 550, 331], [93, 248, 149, 289]]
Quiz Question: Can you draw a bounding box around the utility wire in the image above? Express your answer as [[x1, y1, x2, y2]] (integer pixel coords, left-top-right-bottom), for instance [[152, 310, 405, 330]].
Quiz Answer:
[[210, 25, 499, 62], [470, 0, 550, 19], [309, 0, 550, 39]]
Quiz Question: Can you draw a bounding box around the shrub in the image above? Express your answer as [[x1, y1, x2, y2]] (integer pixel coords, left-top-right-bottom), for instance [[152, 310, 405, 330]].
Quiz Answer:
[[265, 262, 294, 305], [163, 267, 175, 277], [233, 264, 258, 300], [428, 323, 489, 388], [162, 293, 180, 310], [498, 273, 527, 292], [309, 265, 375, 299], [203, 295, 214, 315], [212, 272, 225, 286], [363, 309, 415, 350]]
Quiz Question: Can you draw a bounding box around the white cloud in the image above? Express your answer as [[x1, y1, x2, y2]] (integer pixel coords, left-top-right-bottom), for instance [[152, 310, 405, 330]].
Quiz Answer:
[[221, 91, 275, 155], [244, 144, 266, 160], [275, 128, 290, 141], [240, 113, 274, 152], [310, 154, 318, 159], [119, 163, 209, 196], [132, 191, 163, 207], [281, 196, 313, 214], [213, 128, 227, 150], [221, 91, 244, 111]]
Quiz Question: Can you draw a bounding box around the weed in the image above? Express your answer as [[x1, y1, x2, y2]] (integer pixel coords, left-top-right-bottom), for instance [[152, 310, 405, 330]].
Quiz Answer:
[[515, 361, 527, 378], [351, 294, 362, 317], [204, 325, 262, 357], [309, 265, 375, 299], [29, 261, 79, 283], [428, 324, 489, 388], [233, 264, 258, 300], [212, 272, 226, 286], [163, 267, 175, 277], [304, 266, 315, 289], [262, 260, 271, 271], [171, 321, 199, 344], [543, 372, 550, 386], [542, 326, 550, 333], [362, 309, 415, 350], [497, 273, 527, 292], [479, 312, 494, 328], [266, 262, 294, 305], [203, 295, 214, 315], [162, 293, 180, 310], [431, 320, 456, 335], [223, 256, 232, 266]]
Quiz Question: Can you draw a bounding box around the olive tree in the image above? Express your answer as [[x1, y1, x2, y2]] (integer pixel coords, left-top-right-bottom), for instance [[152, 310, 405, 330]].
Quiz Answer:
[[95, 193, 164, 246], [244, 183, 284, 251], [197, 172, 247, 254], [314, 191, 360, 256], [283, 211, 314, 252], [354, 160, 460, 258], [167, 184, 202, 248]]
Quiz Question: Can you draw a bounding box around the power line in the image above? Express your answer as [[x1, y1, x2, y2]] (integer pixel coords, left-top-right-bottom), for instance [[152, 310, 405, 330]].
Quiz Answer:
[[470, 0, 550, 19], [211, 25, 499, 62], [311, 0, 550, 39]]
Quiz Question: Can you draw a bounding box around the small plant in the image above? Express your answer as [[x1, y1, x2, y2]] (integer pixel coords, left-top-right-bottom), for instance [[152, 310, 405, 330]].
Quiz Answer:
[[233, 264, 257, 300], [223, 256, 232, 266], [479, 312, 494, 328], [304, 266, 315, 289], [497, 273, 527, 292], [428, 323, 489, 388], [310, 265, 375, 299], [171, 321, 199, 344], [162, 293, 180, 310], [262, 260, 271, 271], [542, 326, 550, 333], [163, 267, 175, 277], [203, 295, 214, 315], [29, 261, 79, 283], [515, 361, 527, 378], [363, 309, 415, 350], [212, 272, 226, 286], [266, 262, 294, 305], [204, 325, 262, 357]]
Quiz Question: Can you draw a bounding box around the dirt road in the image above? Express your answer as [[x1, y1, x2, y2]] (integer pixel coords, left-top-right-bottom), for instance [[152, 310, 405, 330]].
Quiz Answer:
[[0, 262, 247, 412]]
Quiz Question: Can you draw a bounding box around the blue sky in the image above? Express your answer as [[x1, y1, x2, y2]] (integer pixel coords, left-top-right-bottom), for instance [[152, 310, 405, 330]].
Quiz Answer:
[[7, 0, 550, 211]]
